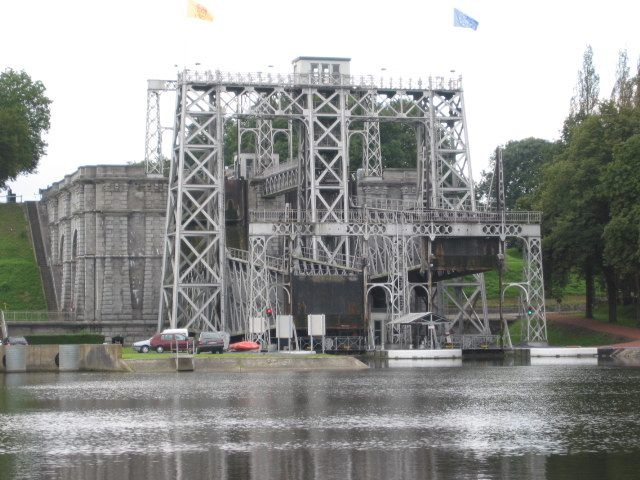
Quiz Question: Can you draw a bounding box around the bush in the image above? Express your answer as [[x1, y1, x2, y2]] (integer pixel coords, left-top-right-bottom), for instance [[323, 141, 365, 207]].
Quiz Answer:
[[25, 333, 105, 345]]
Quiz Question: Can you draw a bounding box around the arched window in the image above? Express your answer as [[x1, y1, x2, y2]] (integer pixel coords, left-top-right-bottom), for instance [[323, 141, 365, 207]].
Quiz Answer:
[[59, 235, 65, 264], [71, 230, 78, 309], [72, 230, 78, 260]]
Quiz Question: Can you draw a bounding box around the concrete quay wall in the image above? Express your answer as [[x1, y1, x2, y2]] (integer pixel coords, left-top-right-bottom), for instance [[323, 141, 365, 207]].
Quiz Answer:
[[126, 355, 369, 373], [0, 344, 129, 372]]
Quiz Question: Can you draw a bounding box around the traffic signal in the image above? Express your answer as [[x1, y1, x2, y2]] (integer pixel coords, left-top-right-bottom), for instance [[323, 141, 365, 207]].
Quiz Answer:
[[265, 307, 273, 318], [526, 306, 534, 316]]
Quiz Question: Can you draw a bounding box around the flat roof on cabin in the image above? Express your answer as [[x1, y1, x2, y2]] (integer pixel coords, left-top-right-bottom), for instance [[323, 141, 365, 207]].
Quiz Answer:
[[292, 56, 351, 63]]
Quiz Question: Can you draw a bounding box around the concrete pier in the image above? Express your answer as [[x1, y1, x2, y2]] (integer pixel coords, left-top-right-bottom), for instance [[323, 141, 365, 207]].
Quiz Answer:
[[382, 349, 463, 360]]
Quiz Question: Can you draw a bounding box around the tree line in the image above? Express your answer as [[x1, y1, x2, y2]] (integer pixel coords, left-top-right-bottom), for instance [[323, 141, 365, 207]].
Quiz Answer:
[[479, 46, 640, 323], [4, 53, 639, 325], [0, 69, 51, 190]]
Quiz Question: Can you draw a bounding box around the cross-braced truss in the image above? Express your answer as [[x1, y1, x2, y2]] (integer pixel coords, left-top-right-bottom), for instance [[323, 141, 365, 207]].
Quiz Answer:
[[144, 80, 176, 175], [523, 237, 547, 343], [158, 82, 225, 332], [151, 69, 547, 346]]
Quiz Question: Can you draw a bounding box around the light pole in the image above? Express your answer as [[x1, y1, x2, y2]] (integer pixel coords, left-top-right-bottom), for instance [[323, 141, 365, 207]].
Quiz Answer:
[[380, 67, 386, 87]]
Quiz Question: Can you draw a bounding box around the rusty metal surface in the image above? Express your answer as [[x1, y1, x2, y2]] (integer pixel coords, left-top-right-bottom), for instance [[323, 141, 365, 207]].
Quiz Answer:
[[292, 274, 364, 331], [432, 238, 499, 271]]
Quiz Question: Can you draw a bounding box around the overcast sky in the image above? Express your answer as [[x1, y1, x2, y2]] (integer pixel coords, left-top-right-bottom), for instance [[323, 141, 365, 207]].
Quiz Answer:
[[1, 0, 639, 199]]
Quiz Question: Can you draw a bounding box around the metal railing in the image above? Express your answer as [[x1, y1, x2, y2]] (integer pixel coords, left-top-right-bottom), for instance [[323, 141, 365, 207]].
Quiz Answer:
[[257, 160, 298, 178], [448, 334, 502, 350], [173, 337, 196, 355], [0, 194, 23, 203], [295, 246, 352, 269], [227, 247, 249, 262], [355, 197, 422, 212], [1, 311, 78, 322], [298, 336, 366, 351], [227, 247, 288, 272], [249, 209, 542, 225], [323, 336, 366, 351], [178, 70, 461, 91]]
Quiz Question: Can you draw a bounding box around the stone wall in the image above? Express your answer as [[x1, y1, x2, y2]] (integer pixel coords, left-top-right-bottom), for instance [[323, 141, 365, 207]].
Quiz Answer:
[[357, 168, 419, 205], [39, 166, 167, 336]]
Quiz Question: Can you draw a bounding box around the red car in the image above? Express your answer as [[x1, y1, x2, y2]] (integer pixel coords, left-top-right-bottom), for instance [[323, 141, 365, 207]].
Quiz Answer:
[[149, 333, 192, 353]]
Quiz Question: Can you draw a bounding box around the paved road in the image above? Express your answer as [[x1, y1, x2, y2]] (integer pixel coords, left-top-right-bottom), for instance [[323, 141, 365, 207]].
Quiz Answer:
[[547, 312, 640, 347]]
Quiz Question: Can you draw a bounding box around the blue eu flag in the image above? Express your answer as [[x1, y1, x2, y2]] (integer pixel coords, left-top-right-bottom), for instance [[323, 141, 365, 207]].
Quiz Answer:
[[454, 8, 479, 30]]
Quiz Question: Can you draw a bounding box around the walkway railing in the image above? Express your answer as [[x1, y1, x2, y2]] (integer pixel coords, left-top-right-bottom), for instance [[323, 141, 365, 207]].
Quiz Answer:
[[179, 70, 461, 91], [448, 334, 502, 350], [227, 247, 288, 272], [249, 209, 542, 225], [295, 246, 353, 269], [0, 194, 23, 203]]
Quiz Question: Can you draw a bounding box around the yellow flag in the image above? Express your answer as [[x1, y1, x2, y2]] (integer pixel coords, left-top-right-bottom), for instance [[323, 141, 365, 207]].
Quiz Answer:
[[187, 0, 214, 22]]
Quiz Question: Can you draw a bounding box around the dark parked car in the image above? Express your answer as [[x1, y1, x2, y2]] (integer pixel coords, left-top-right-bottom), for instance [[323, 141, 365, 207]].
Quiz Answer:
[[3, 336, 28, 346], [149, 333, 192, 353], [196, 331, 227, 354]]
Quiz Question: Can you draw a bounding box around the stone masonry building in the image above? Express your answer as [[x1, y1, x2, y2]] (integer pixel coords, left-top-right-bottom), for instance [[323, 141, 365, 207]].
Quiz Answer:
[[37, 165, 167, 338]]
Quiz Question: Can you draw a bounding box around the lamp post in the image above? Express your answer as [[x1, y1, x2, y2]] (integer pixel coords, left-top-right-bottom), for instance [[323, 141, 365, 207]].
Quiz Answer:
[[380, 67, 386, 87]]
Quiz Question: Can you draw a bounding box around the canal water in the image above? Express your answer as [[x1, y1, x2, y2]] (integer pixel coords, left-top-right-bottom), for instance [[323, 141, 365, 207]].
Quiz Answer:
[[1, 359, 640, 479]]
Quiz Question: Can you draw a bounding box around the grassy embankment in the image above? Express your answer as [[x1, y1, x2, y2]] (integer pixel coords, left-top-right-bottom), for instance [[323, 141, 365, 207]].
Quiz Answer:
[[482, 247, 588, 306], [485, 247, 626, 346], [507, 318, 624, 347], [0, 204, 46, 311]]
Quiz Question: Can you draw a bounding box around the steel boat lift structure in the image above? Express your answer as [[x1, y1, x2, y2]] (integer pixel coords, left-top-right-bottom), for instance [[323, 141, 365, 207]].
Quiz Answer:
[[145, 57, 547, 350]]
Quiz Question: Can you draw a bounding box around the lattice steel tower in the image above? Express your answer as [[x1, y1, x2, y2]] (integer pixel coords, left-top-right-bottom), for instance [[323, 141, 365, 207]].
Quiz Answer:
[[153, 57, 547, 346]]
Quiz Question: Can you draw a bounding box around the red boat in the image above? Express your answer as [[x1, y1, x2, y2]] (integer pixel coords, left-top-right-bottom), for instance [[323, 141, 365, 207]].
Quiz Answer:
[[229, 341, 261, 352]]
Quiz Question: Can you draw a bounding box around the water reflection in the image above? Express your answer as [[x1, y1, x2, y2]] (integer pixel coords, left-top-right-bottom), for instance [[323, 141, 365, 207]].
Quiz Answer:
[[385, 358, 463, 368], [1, 364, 640, 479], [529, 356, 598, 366]]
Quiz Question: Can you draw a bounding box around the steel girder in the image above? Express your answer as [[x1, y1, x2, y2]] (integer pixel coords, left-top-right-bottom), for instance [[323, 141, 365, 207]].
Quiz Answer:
[[437, 274, 490, 335], [144, 89, 162, 175], [523, 237, 547, 343], [429, 90, 475, 211], [226, 248, 287, 336], [154, 71, 547, 344], [387, 233, 408, 345], [248, 236, 271, 345], [225, 257, 249, 334], [302, 88, 351, 266], [144, 80, 176, 175], [363, 91, 383, 177], [255, 96, 277, 174], [262, 162, 299, 196], [158, 81, 226, 332]]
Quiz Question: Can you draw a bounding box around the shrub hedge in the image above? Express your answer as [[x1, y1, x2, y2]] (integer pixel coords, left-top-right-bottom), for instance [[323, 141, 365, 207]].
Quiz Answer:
[[25, 333, 105, 345]]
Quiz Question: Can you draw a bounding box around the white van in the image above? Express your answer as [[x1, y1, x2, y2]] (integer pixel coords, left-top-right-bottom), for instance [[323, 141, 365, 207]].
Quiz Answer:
[[161, 328, 190, 337]]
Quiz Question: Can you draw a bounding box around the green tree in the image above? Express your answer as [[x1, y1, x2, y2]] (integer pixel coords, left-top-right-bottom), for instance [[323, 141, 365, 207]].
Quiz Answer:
[[611, 49, 633, 108], [603, 133, 640, 324], [634, 56, 640, 108], [380, 122, 417, 169], [562, 46, 601, 142], [542, 115, 611, 319], [542, 102, 640, 322], [477, 138, 555, 210], [570, 45, 600, 120], [0, 69, 51, 188]]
